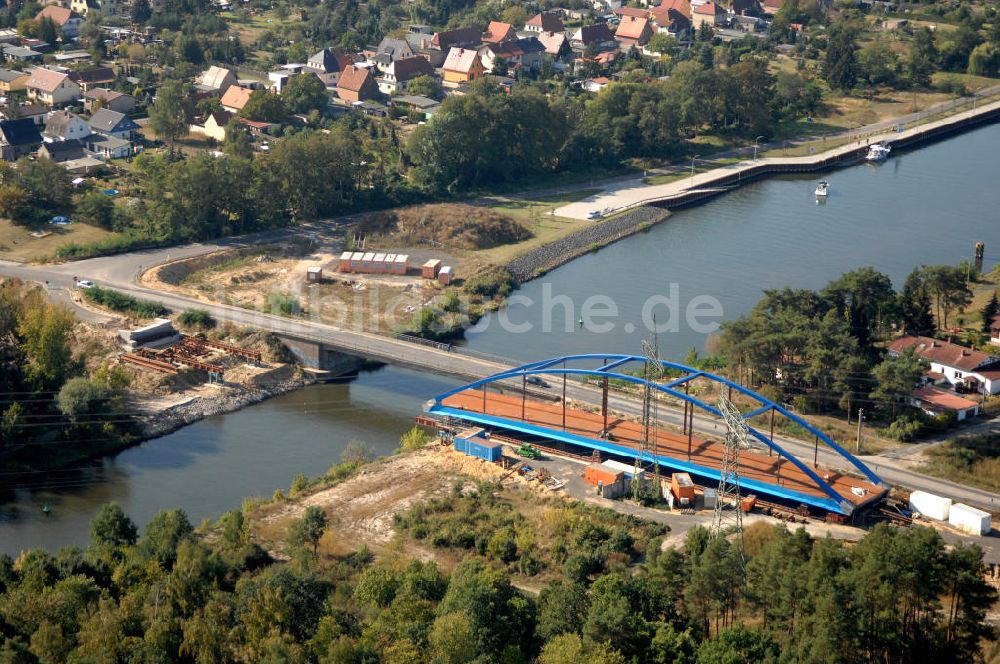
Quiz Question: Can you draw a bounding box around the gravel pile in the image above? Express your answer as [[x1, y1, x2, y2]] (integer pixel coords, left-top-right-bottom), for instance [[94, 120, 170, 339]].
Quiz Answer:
[[506, 206, 669, 282]]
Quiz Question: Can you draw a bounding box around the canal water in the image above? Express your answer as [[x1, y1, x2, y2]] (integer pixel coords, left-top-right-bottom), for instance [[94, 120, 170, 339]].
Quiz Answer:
[[3, 123, 999, 554]]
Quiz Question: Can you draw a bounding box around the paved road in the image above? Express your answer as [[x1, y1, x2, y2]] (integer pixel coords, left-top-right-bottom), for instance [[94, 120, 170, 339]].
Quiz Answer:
[[3, 250, 999, 511]]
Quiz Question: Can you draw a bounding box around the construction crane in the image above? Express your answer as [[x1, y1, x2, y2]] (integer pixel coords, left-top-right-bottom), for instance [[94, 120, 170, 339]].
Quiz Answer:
[[713, 387, 749, 568]]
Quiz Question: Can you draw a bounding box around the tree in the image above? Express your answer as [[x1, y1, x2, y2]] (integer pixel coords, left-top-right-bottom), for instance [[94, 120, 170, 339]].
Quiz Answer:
[[822, 267, 897, 351], [239, 89, 287, 123], [89, 502, 138, 549], [908, 27, 937, 88], [968, 42, 1000, 77], [149, 80, 188, 149], [406, 75, 442, 100], [57, 377, 113, 425], [280, 73, 328, 115], [18, 295, 74, 391], [871, 349, 925, 417], [538, 634, 627, 664], [647, 33, 677, 56], [921, 264, 972, 329], [130, 0, 152, 23], [221, 120, 252, 158], [139, 508, 194, 566], [696, 627, 779, 664], [981, 291, 998, 333], [290, 505, 328, 556], [0, 184, 32, 224], [537, 580, 589, 640], [75, 190, 115, 229], [428, 612, 477, 664], [858, 40, 900, 89], [898, 269, 936, 336], [824, 24, 859, 92], [37, 16, 57, 46]]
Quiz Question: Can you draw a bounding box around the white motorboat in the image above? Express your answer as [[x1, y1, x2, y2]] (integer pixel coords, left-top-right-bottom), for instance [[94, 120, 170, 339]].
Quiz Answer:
[[814, 180, 829, 197], [866, 143, 891, 162]]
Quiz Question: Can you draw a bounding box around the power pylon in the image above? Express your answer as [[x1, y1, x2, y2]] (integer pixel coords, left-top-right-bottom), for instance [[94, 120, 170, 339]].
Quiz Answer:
[[633, 333, 662, 502], [713, 387, 748, 566]]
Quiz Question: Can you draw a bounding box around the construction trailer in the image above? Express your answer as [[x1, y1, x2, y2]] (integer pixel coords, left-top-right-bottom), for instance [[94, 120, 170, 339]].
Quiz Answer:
[[438, 265, 453, 285], [422, 259, 441, 279], [453, 428, 502, 462], [306, 266, 322, 283], [584, 464, 626, 499], [670, 472, 695, 507], [338, 251, 410, 275], [949, 503, 991, 535]]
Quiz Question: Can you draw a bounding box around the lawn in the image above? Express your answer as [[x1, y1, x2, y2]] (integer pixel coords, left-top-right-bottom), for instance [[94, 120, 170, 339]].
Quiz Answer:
[[0, 218, 119, 262], [476, 189, 603, 265]]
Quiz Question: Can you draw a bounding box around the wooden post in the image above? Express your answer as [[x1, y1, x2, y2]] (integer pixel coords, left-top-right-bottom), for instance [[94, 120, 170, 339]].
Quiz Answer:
[[814, 434, 819, 468]]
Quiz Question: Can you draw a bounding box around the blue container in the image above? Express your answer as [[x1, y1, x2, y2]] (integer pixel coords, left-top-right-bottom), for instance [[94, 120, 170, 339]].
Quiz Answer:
[[454, 438, 470, 454], [467, 441, 502, 462]]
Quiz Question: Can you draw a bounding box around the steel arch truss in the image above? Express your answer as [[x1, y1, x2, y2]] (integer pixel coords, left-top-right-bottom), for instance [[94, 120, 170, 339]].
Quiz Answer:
[[428, 354, 887, 515]]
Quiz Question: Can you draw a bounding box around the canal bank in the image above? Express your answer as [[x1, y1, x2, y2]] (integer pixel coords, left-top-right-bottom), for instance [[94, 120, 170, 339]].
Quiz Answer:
[[5, 114, 1000, 555]]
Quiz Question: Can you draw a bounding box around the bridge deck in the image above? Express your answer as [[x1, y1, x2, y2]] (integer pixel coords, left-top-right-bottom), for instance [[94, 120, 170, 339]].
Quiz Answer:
[[442, 391, 882, 509]]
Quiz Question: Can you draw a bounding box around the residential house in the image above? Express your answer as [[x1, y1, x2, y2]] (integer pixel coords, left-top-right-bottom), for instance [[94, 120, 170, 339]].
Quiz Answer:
[[482, 21, 515, 44], [693, 2, 726, 29], [570, 23, 618, 52], [478, 38, 546, 73], [189, 109, 232, 142], [615, 15, 654, 47], [307, 47, 353, 74], [537, 31, 569, 57], [525, 12, 565, 33], [70, 0, 117, 17], [88, 108, 139, 140], [887, 335, 1000, 395], [727, 0, 758, 15], [0, 29, 17, 45], [909, 386, 980, 421], [220, 85, 253, 114], [39, 138, 85, 162], [443, 48, 485, 84], [83, 88, 135, 114], [36, 6, 83, 39], [237, 117, 278, 136], [85, 134, 131, 159], [377, 56, 434, 95], [195, 65, 237, 94], [650, 6, 692, 36], [43, 109, 90, 141], [431, 26, 482, 51], [2, 46, 43, 64], [0, 118, 42, 160], [376, 38, 414, 64], [26, 68, 82, 107], [582, 76, 611, 92], [991, 314, 1000, 346], [0, 68, 28, 94], [655, 0, 692, 19], [2, 103, 48, 126], [762, 0, 783, 14], [69, 67, 116, 92], [336, 65, 378, 103]]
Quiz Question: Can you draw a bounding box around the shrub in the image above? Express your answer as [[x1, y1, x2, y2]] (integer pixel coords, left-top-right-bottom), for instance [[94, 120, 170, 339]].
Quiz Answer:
[[83, 286, 169, 318], [399, 425, 433, 452], [267, 292, 301, 316], [177, 309, 216, 329], [463, 267, 516, 299]]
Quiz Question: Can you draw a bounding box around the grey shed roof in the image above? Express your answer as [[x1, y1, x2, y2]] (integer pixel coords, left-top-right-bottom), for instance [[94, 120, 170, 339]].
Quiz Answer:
[[88, 108, 139, 133]]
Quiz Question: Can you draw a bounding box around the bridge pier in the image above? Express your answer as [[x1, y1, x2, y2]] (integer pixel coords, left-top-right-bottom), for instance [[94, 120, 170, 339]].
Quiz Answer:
[[277, 336, 363, 376]]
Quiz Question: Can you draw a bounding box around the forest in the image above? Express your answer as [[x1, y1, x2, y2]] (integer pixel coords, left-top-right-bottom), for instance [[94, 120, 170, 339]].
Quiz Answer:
[[0, 476, 995, 663]]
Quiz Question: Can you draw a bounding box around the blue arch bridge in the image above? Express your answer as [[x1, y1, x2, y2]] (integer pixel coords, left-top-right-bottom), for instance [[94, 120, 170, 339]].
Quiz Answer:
[[424, 354, 888, 517]]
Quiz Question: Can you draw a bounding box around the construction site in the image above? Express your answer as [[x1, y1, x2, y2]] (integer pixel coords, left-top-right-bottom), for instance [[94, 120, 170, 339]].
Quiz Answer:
[[421, 352, 896, 522]]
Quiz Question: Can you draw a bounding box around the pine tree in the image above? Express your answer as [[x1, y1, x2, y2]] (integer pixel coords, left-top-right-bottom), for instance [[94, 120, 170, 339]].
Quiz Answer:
[[981, 291, 999, 333], [824, 25, 859, 92], [898, 269, 935, 336]]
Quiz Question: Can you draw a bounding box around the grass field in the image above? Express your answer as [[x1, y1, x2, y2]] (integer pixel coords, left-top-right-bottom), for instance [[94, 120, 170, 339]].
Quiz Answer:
[[0, 218, 119, 262], [476, 190, 602, 265]]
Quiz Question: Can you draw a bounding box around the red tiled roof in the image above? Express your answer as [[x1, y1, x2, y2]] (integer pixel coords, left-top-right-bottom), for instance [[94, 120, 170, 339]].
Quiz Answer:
[[337, 65, 372, 92], [483, 21, 514, 43], [27, 68, 71, 93], [887, 335, 997, 372], [220, 85, 253, 110], [36, 5, 74, 25], [614, 7, 650, 18], [615, 16, 651, 40], [912, 386, 980, 412], [694, 2, 721, 15]]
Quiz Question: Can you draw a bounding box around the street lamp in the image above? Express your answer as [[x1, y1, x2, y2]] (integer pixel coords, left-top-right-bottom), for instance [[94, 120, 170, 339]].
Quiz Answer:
[[753, 135, 764, 161], [690, 154, 700, 185]]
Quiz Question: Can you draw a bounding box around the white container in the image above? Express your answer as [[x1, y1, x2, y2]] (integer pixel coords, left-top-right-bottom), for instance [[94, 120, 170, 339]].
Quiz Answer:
[[602, 460, 644, 480], [909, 490, 952, 521], [948, 503, 991, 535], [702, 488, 718, 509]]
